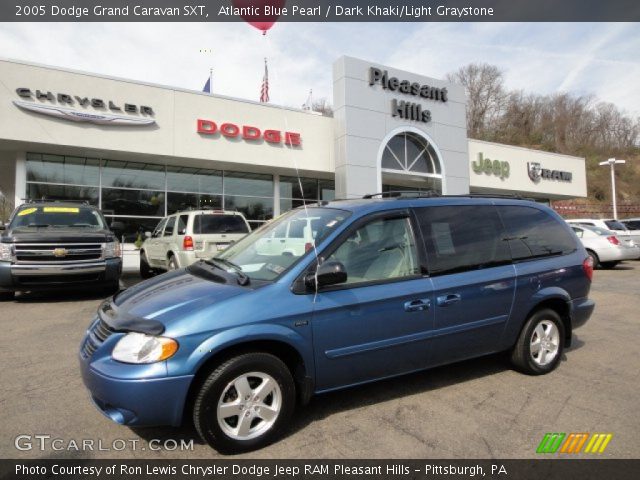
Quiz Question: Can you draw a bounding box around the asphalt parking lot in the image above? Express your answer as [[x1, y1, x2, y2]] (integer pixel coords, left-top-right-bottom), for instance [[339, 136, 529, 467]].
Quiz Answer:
[[1, 265, 639, 460]]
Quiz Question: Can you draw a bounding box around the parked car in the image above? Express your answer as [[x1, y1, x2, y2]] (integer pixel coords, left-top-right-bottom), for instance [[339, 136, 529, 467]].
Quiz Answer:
[[139, 209, 251, 277], [80, 195, 595, 453], [565, 218, 637, 248], [0, 201, 122, 300], [619, 218, 640, 247], [569, 224, 640, 268]]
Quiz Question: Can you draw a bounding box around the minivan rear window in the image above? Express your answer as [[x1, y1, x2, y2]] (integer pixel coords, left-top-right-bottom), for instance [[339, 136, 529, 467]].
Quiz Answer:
[[498, 206, 576, 260], [194, 214, 250, 234]]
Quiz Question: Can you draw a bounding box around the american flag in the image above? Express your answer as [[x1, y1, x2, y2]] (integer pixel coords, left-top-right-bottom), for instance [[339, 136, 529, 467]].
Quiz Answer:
[[260, 58, 269, 103]]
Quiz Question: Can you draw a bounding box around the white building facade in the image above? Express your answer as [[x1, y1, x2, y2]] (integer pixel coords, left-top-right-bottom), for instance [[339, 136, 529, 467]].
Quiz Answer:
[[0, 56, 587, 242]]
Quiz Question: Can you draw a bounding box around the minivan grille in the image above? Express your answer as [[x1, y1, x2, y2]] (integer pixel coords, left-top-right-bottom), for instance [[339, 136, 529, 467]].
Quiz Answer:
[[81, 318, 115, 359], [15, 243, 103, 263]]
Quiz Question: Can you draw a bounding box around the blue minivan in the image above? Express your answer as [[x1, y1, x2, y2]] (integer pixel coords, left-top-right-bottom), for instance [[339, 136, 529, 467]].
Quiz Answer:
[[80, 194, 595, 452]]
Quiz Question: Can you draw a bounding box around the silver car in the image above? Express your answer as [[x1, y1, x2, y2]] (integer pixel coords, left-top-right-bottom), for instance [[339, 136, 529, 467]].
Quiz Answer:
[[569, 224, 640, 269]]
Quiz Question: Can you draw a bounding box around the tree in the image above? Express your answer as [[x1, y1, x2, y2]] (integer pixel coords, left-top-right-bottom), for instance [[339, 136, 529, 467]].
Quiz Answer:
[[447, 63, 506, 138]]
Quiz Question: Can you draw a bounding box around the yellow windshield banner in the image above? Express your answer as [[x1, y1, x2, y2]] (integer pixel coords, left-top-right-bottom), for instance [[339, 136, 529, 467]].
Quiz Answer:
[[17, 207, 38, 216], [43, 207, 80, 213]]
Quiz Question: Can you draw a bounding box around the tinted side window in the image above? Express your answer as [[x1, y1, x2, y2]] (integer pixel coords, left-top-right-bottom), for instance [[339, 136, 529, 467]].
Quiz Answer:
[[194, 215, 250, 234], [498, 206, 576, 260], [624, 220, 640, 230], [416, 206, 511, 276], [163, 216, 176, 236]]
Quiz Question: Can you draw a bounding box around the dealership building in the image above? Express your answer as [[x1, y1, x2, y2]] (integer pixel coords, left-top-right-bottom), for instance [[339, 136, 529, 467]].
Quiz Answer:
[[0, 56, 587, 242]]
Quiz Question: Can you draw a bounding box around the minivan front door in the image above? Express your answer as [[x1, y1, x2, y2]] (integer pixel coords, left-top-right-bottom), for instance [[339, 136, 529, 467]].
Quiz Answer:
[[414, 205, 516, 365], [309, 213, 435, 392]]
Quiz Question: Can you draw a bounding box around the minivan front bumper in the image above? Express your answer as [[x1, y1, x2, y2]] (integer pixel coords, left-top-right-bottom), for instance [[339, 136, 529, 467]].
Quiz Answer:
[[79, 355, 192, 427]]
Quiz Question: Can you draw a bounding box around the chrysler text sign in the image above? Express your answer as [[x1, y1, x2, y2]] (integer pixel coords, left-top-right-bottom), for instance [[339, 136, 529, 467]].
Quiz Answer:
[[14, 87, 156, 126], [197, 119, 301, 146]]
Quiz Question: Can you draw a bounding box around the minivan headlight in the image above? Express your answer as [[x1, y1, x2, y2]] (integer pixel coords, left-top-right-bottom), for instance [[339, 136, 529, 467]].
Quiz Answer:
[[112, 333, 178, 364], [103, 240, 121, 259], [0, 243, 12, 261]]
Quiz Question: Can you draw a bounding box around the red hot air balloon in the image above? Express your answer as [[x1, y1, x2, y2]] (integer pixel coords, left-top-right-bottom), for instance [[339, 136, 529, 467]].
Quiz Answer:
[[232, 0, 286, 35]]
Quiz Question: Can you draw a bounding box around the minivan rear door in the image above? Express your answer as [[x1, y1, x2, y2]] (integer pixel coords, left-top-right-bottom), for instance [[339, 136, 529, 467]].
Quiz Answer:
[[414, 205, 516, 365]]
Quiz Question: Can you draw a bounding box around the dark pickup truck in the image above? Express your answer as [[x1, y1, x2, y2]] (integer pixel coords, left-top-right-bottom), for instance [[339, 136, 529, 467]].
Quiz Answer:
[[0, 202, 122, 300]]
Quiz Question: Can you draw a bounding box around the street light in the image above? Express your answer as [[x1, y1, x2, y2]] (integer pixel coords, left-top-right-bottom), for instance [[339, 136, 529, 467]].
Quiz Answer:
[[598, 158, 626, 220]]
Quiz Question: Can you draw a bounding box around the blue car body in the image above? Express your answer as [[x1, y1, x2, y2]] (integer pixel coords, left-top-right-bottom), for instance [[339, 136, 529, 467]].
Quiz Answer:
[[80, 197, 595, 427]]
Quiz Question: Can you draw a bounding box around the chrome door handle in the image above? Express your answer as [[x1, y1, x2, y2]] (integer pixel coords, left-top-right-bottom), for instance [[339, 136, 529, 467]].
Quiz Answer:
[[437, 294, 461, 306], [404, 299, 430, 312]]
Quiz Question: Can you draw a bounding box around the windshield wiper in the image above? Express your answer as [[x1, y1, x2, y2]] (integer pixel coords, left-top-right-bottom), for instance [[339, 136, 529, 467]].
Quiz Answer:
[[25, 224, 51, 228], [204, 258, 250, 286]]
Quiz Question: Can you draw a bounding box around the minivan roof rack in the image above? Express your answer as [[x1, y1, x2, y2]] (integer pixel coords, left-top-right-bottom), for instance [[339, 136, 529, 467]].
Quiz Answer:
[[446, 193, 536, 201], [363, 190, 441, 199]]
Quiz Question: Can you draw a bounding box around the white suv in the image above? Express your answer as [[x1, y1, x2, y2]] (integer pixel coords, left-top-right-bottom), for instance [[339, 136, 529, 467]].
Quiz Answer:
[[140, 209, 251, 277]]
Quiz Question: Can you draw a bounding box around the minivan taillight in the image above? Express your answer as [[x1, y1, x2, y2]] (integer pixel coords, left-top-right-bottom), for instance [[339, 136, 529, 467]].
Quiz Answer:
[[607, 235, 620, 245], [305, 242, 313, 252], [583, 256, 594, 281], [183, 236, 194, 251]]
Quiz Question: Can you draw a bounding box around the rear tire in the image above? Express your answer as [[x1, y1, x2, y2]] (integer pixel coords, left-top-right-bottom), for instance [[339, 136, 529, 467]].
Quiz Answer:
[[511, 308, 565, 375], [600, 261, 619, 269], [193, 352, 296, 453], [586, 250, 600, 269], [140, 251, 154, 279], [167, 255, 179, 271], [0, 291, 15, 301]]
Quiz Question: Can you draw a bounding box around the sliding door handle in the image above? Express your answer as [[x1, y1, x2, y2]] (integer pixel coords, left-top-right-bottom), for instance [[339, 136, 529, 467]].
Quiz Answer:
[[404, 299, 430, 312], [437, 293, 461, 306]]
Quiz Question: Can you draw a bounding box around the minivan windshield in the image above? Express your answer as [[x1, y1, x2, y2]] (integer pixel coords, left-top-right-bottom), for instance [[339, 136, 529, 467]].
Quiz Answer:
[[9, 205, 106, 229], [213, 207, 350, 281]]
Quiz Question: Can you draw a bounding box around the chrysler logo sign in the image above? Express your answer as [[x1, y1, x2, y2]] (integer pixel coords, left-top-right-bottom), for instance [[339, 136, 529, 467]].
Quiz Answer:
[[14, 88, 156, 126]]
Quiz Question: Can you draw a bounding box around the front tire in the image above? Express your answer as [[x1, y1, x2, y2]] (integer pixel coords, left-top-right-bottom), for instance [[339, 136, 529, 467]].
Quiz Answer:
[[511, 308, 565, 375], [193, 353, 296, 453]]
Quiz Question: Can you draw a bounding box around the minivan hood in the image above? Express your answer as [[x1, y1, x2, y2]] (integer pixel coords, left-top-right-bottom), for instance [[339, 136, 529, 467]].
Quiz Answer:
[[112, 269, 248, 328]]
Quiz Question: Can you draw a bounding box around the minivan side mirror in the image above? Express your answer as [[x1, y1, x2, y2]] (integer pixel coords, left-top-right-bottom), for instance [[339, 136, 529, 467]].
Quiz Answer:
[[144, 231, 152, 239], [305, 261, 347, 289]]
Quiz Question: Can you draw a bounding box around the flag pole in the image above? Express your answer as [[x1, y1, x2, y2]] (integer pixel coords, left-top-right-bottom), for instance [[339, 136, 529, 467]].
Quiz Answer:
[[209, 68, 213, 95]]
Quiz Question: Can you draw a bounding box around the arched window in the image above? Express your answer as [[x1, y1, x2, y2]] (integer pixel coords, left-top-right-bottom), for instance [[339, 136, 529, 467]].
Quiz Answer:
[[381, 132, 442, 177]]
